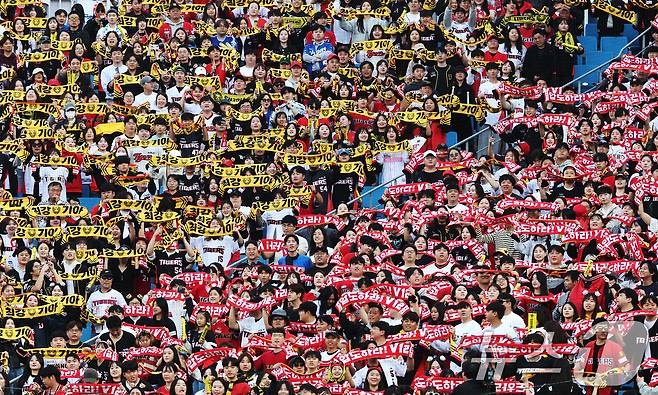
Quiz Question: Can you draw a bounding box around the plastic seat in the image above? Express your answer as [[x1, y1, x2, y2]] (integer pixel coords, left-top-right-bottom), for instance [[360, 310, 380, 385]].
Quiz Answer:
[[600, 36, 628, 53], [79, 197, 100, 211], [578, 36, 597, 53], [585, 51, 615, 66], [623, 24, 639, 43], [446, 132, 458, 147], [574, 65, 603, 85], [585, 23, 598, 37]]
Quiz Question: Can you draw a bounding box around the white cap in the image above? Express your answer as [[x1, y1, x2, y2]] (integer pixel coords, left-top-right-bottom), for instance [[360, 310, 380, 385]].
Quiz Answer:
[[194, 66, 207, 76]]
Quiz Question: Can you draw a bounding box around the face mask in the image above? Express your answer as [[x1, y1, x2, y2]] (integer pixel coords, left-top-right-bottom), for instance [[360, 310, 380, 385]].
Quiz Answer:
[[65, 110, 75, 119]]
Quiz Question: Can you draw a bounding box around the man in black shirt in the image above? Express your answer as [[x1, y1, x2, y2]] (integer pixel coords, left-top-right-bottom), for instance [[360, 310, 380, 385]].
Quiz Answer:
[[522, 29, 558, 85], [413, 151, 442, 183], [99, 315, 136, 353], [145, 224, 196, 284]]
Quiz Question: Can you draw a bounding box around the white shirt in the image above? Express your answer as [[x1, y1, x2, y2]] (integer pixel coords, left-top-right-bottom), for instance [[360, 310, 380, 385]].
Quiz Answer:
[[191, 235, 240, 268], [478, 79, 502, 126], [238, 316, 267, 347], [134, 91, 157, 110], [502, 312, 526, 329], [482, 322, 520, 344], [166, 85, 189, 103], [100, 64, 128, 100]]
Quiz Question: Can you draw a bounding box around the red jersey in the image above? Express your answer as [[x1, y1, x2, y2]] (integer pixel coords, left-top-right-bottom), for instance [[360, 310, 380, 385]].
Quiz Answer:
[[255, 349, 289, 373], [484, 51, 508, 63]]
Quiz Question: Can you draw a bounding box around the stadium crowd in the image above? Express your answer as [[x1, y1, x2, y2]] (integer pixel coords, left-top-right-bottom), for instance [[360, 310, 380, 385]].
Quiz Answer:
[[0, 0, 656, 394]]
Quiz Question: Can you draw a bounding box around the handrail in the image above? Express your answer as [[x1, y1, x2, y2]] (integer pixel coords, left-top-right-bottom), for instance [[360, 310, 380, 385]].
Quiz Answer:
[[582, 27, 653, 94], [449, 26, 652, 152], [571, 26, 651, 91]]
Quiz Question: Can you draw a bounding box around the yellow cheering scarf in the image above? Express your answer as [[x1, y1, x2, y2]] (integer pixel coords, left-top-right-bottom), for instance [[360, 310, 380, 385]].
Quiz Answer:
[[149, 153, 207, 167], [122, 137, 176, 151], [13, 118, 48, 129], [80, 61, 98, 75], [100, 249, 145, 258], [0, 142, 29, 161], [349, 39, 392, 56], [39, 294, 86, 307], [227, 139, 283, 153], [1, 302, 63, 319], [7, 31, 43, 42], [0, 327, 32, 341], [211, 92, 254, 105], [342, 6, 391, 20], [225, 107, 264, 122], [152, 196, 188, 210], [14, 102, 60, 117], [137, 211, 179, 223], [591, 0, 637, 23], [14, 226, 62, 239], [24, 348, 85, 358], [283, 152, 335, 166], [76, 249, 99, 263], [185, 220, 232, 237], [630, 0, 658, 7], [118, 16, 163, 30], [110, 103, 138, 117], [218, 175, 279, 194], [440, 22, 494, 46], [80, 308, 104, 324], [135, 113, 170, 126], [13, 17, 47, 29], [184, 205, 215, 218], [30, 155, 79, 168], [282, 16, 312, 28], [27, 205, 88, 218], [330, 99, 357, 111], [58, 270, 99, 280], [262, 48, 302, 63], [0, 196, 34, 211], [287, 185, 313, 205], [0, 68, 15, 83], [19, 50, 64, 64], [337, 161, 365, 177], [192, 20, 216, 37], [0, 90, 24, 105], [104, 199, 154, 212], [20, 128, 60, 140], [223, 0, 276, 6], [62, 226, 112, 241], [249, 197, 299, 219], [35, 84, 80, 96], [372, 140, 412, 154], [207, 163, 268, 178], [553, 31, 580, 53], [76, 103, 109, 115], [94, 122, 124, 136], [499, 14, 548, 26]]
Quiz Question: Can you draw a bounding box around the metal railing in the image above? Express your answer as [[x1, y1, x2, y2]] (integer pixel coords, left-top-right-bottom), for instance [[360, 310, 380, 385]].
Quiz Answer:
[[450, 25, 652, 157], [575, 26, 652, 94]]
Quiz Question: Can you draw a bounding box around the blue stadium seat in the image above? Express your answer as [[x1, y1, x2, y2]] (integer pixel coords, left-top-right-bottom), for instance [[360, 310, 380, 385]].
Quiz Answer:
[[574, 65, 603, 85], [446, 132, 458, 147], [79, 197, 100, 211], [600, 36, 628, 53], [585, 23, 598, 37], [578, 36, 597, 53], [623, 24, 638, 43], [360, 185, 385, 208], [585, 51, 615, 66]]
